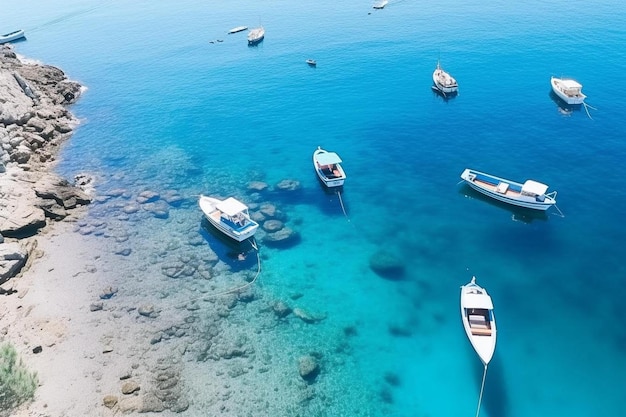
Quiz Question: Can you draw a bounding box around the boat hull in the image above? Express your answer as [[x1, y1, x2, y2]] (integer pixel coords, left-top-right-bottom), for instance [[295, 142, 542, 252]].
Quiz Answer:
[[460, 278, 496, 366], [313, 148, 346, 188], [433, 67, 458, 94], [0, 29, 25, 44], [247, 28, 265, 45], [199, 196, 258, 242], [461, 168, 555, 211]]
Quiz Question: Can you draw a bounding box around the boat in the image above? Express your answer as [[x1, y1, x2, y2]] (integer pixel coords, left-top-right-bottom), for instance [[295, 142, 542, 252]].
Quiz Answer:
[[551, 76, 586, 105], [198, 195, 259, 242], [460, 276, 496, 366], [0, 29, 25, 44], [306, 59, 317, 67], [373, 0, 389, 9], [432, 61, 458, 95], [313, 146, 346, 188], [460, 168, 557, 211], [228, 26, 248, 34], [247, 27, 265, 45]]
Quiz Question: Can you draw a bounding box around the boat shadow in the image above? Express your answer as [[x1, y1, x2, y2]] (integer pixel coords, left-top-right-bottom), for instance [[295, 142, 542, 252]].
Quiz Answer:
[[198, 218, 258, 271], [431, 86, 458, 102], [458, 185, 549, 224], [548, 90, 582, 116], [472, 355, 509, 417], [314, 180, 349, 217]]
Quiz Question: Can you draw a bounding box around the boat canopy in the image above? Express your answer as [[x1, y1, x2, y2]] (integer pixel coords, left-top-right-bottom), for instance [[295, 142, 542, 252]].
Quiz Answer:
[[316, 152, 342, 166], [560, 79, 582, 89], [464, 293, 494, 309], [216, 197, 248, 217], [522, 180, 548, 196]]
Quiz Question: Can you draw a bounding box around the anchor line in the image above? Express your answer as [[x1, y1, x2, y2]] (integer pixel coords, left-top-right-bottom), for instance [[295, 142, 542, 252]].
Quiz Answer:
[[337, 190, 349, 221], [475, 364, 488, 417]]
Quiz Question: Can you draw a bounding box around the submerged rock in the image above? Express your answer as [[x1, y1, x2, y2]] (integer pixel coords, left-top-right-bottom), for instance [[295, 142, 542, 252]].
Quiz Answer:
[[298, 355, 320, 382], [369, 250, 406, 280]]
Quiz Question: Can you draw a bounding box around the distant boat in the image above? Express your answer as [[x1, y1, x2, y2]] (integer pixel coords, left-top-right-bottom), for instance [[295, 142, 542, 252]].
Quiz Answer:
[[460, 168, 557, 211], [313, 146, 346, 188], [460, 276, 496, 366], [432, 60, 458, 95], [247, 27, 265, 45], [198, 195, 259, 242], [373, 0, 389, 9], [228, 26, 248, 34], [0, 29, 25, 44], [551, 76, 586, 105], [306, 59, 317, 67]]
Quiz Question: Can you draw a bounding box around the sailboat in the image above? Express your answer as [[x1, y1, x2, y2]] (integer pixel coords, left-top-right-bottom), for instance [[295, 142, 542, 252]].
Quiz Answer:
[[460, 276, 496, 417]]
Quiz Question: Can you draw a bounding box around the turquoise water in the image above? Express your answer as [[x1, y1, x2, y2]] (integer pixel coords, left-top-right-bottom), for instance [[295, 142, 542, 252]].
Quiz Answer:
[[8, 0, 626, 415]]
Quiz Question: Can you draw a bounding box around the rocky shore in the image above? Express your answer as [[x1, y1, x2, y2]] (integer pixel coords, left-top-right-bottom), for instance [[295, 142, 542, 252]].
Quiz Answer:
[[1, 44, 91, 283]]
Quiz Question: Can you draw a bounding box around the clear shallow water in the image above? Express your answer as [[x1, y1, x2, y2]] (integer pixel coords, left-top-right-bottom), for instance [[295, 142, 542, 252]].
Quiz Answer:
[[7, 0, 626, 415]]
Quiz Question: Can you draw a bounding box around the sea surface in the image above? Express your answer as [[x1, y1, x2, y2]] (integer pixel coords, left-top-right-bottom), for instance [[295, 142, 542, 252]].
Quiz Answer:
[[6, 0, 626, 416]]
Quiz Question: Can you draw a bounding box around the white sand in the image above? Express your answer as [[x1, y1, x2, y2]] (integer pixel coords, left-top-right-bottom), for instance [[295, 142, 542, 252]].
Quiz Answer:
[[1, 219, 139, 416]]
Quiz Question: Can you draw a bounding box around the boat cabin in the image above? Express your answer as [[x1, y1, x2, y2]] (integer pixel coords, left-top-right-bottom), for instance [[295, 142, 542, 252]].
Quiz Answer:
[[316, 152, 342, 178], [521, 180, 548, 201], [216, 197, 251, 229], [559, 79, 584, 97]]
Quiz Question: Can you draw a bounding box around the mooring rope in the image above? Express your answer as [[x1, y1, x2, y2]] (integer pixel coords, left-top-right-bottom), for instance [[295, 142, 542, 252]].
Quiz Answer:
[[475, 364, 488, 417], [337, 190, 349, 221]]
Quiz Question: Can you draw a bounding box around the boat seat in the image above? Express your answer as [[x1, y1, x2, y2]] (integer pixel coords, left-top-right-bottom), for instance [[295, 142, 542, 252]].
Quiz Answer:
[[496, 182, 509, 194], [468, 314, 488, 328], [471, 327, 492, 336]]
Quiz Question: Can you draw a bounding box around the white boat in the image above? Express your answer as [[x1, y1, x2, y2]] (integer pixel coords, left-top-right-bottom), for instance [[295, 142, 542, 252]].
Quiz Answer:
[[460, 277, 496, 366], [306, 59, 317, 67], [551, 76, 586, 105], [313, 146, 346, 188], [247, 27, 265, 45], [198, 195, 259, 242], [432, 61, 458, 95], [460, 168, 557, 211], [373, 0, 389, 9], [228, 26, 248, 34], [0, 29, 25, 44]]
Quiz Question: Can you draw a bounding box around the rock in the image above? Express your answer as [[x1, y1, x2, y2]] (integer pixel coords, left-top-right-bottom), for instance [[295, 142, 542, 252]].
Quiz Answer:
[[271, 300, 292, 318], [32, 345, 42, 354], [298, 355, 320, 381], [99, 286, 118, 299], [138, 304, 157, 318], [103, 395, 118, 409], [276, 179, 301, 191], [90, 302, 104, 312], [247, 181, 268, 191], [121, 380, 140, 395], [369, 250, 406, 280], [293, 308, 326, 324], [136, 190, 160, 204], [0, 241, 28, 282], [262, 219, 284, 232], [262, 227, 299, 247]]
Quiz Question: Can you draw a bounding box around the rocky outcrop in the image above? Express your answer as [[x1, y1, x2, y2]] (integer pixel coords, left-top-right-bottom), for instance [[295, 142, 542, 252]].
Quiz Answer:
[[0, 44, 89, 279]]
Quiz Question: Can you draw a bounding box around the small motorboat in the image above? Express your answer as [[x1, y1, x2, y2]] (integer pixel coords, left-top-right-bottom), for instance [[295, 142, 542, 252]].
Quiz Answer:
[[198, 195, 259, 242], [432, 60, 458, 95], [460, 276, 497, 366], [247, 27, 265, 45], [0, 29, 25, 44], [306, 59, 317, 67], [373, 0, 389, 9], [460, 168, 557, 211], [550, 76, 586, 105], [313, 146, 346, 188], [228, 26, 248, 34]]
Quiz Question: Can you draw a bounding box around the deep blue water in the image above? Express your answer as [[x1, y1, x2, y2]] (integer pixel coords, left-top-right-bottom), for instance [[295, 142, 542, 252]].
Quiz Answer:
[[7, 0, 626, 415]]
